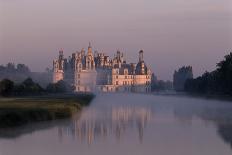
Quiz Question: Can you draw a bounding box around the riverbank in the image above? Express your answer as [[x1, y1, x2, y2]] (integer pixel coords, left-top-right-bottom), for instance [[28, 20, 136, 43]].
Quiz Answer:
[[0, 94, 94, 128]]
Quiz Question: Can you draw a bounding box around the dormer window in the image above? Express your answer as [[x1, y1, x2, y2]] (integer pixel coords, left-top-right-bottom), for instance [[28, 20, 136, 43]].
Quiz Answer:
[[116, 69, 119, 74], [124, 69, 128, 75]]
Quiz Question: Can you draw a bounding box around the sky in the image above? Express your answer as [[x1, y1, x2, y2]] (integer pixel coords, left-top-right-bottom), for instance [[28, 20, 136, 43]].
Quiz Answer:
[[0, 0, 232, 80]]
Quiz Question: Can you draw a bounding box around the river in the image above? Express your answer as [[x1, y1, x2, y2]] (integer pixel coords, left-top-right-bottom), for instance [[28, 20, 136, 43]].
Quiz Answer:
[[0, 93, 232, 155]]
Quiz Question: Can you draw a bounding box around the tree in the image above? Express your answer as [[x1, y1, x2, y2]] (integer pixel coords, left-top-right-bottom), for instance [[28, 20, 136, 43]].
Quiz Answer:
[[173, 66, 193, 91], [0, 65, 5, 72], [184, 52, 232, 96], [6, 63, 15, 71], [46, 80, 68, 93], [14, 78, 44, 95], [151, 73, 173, 91], [216, 53, 232, 94], [16, 64, 30, 73], [0, 79, 14, 96]]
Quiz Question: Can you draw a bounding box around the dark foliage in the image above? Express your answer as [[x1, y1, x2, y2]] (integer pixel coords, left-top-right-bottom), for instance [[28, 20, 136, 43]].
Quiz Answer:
[[0, 63, 30, 73], [151, 74, 173, 91], [14, 78, 44, 95], [0, 77, 76, 96], [46, 80, 72, 93], [173, 66, 193, 91], [16, 64, 30, 73], [0, 79, 14, 96], [185, 52, 232, 96]]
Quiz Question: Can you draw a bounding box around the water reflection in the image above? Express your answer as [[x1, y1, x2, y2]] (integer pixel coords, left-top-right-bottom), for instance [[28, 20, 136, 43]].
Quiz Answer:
[[1, 94, 232, 155], [173, 100, 232, 149], [58, 106, 151, 144], [0, 119, 72, 139]]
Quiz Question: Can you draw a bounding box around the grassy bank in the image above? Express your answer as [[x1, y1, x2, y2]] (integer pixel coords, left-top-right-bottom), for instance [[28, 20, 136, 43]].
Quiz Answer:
[[0, 94, 94, 128]]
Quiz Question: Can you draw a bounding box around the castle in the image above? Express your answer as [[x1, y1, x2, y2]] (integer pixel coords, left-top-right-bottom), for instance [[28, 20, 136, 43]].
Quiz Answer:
[[53, 43, 152, 93]]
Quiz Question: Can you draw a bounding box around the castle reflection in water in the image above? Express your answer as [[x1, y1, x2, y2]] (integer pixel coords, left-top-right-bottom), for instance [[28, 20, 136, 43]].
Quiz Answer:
[[57, 106, 152, 144]]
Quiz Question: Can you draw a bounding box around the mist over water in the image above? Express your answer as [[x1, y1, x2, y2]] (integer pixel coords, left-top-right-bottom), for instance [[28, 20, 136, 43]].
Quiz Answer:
[[1, 0, 232, 80], [0, 93, 232, 155]]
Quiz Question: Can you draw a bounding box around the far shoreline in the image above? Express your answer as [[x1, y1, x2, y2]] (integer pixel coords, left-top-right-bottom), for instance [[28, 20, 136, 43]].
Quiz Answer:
[[151, 91, 232, 102]]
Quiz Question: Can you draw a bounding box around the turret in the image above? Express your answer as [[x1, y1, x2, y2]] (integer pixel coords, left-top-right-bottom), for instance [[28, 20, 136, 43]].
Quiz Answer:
[[139, 50, 144, 62], [85, 42, 95, 70], [88, 42, 92, 55], [53, 50, 65, 83], [59, 50, 64, 60]]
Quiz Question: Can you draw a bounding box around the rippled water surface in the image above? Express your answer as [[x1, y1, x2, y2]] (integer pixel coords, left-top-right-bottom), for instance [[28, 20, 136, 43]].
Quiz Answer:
[[0, 93, 232, 155]]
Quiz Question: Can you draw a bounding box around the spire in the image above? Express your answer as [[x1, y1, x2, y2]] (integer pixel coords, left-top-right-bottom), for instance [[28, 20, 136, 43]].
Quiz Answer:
[[59, 48, 63, 55], [88, 42, 92, 49], [87, 42, 93, 55], [139, 50, 144, 62]]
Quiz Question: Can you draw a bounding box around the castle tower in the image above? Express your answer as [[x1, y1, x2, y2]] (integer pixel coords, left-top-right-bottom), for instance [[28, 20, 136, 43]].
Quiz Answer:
[[53, 50, 65, 83], [86, 42, 95, 70], [59, 50, 64, 60], [88, 42, 92, 54], [139, 50, 144, 62]]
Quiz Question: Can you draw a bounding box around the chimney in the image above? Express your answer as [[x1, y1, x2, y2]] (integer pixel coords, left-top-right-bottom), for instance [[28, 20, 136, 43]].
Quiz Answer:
[[139, 50, 144, 62]]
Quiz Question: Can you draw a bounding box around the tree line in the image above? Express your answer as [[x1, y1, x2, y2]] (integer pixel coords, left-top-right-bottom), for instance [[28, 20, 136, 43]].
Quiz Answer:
[[151, 74, 173, 91], [0, 63, 30, 73], [0, 78, 72, 97], [173, 66, 193, 91], [184, 52, 232, 96]]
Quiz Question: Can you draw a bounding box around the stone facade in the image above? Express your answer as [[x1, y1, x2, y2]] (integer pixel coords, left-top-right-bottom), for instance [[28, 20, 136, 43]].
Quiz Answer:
[[53, 43, 152, 93]]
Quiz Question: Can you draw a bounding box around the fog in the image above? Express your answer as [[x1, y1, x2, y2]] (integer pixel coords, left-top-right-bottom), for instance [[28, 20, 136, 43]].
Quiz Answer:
[[0, 0, 232, 80], [1, 93, 232, 155]]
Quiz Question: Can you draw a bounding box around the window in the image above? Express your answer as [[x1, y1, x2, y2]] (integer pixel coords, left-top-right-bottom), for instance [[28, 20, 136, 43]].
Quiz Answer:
[[125, 76, 127, 79], [116, 76, 118, 79], [78, 74, 80, 78], [78, 80, 80, 85], [124, 69, 128, 75], [116, 81, 119, 85]]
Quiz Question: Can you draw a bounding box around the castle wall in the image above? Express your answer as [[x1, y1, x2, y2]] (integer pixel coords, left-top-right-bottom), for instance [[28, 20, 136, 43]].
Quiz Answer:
[[53, 70, 64, 83], [75, 70, 97, 92]]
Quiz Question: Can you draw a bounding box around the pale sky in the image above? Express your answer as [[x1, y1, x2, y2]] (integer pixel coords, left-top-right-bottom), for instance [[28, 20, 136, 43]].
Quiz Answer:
[[0, 0, 232, 80]]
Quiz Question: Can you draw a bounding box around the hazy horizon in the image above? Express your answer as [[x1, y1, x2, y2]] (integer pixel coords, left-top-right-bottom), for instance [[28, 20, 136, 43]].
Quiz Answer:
[[1, 0, 232, 80]]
